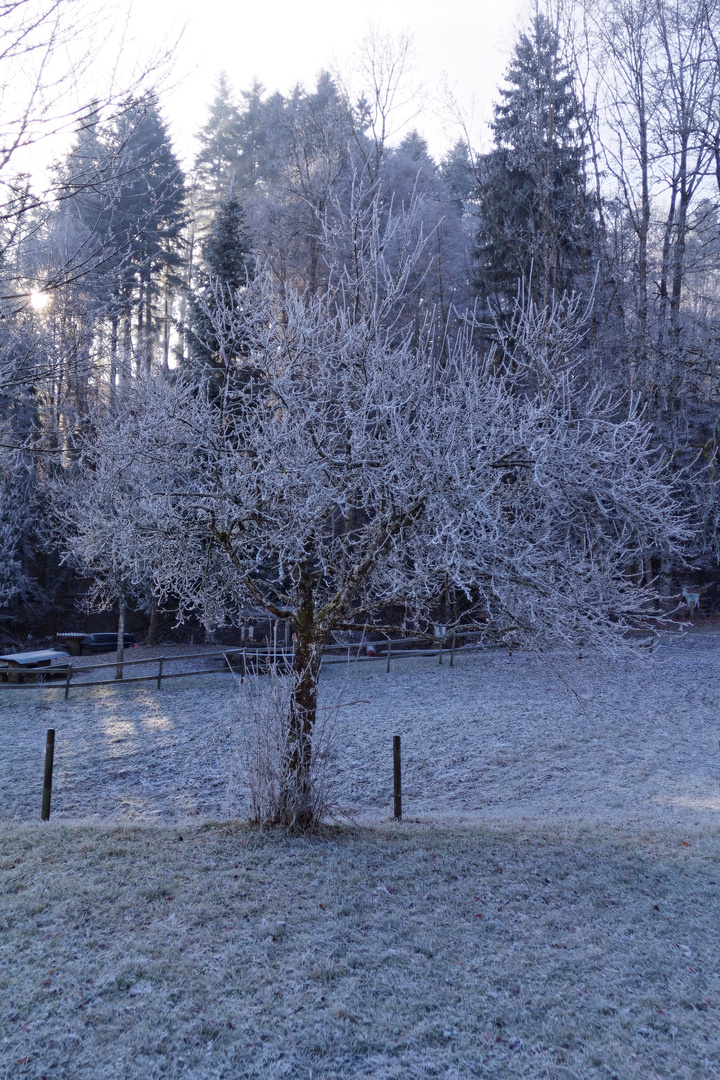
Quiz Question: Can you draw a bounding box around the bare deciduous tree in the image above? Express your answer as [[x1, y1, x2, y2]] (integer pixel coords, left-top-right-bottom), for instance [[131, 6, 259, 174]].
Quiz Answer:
[[69, 194, 684, 827]]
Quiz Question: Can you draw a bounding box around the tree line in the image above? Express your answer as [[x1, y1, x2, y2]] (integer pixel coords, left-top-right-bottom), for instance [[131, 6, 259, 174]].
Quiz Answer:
[[0, 3, 715, 597], [3, 0, 717, 635]]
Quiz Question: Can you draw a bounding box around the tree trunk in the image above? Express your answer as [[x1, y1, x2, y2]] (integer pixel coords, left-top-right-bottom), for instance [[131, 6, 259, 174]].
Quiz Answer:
[[144, 281, 154, 373], [285, 622, 325, 827], [278, 571, 327, 827], [636, 105, 651, 376], [115, 601, 125, 680], [137, 282, 144, 371], [162, 277, 171, 370], [146, 594, 159, 647], [669, 187, 690, 349], [658, 186, 677, 337], [122, 314, 132, 387], [109, 316, 118, 401], [643, 556, 653, 588]]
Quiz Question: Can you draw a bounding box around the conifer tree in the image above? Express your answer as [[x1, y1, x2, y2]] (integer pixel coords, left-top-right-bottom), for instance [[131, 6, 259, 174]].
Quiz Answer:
[[187, 194, 255, 388], [106, 93, 187, 377], [194, 73, 243, 205], [440, 140, 476, 210], [473, 13, 595, 312]]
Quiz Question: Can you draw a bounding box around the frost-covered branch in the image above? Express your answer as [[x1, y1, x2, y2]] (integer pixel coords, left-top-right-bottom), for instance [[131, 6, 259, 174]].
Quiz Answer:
[[67, 193, 687, 823]]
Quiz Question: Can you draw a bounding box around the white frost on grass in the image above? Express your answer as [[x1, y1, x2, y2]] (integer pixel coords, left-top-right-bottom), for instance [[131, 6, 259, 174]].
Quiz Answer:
[[1, 822, 719, 1079], [2, 637, 720, 1079], [0, 633, 719, 826]]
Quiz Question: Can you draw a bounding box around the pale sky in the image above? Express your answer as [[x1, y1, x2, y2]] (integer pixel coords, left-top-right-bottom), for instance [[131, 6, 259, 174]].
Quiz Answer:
[[134, 0, 530, 165]]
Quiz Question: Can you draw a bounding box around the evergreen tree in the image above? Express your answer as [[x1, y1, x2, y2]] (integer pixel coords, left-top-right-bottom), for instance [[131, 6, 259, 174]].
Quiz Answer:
[[58, 107, 108, 239], [187, 194, 255, 387], [194, 73, 243, 204], [106, 93, 187, 377], [440, 140, 476, 210], [473, 13, 595, 312], [235, 80, 277, 191], [397, 130, 432, 163]]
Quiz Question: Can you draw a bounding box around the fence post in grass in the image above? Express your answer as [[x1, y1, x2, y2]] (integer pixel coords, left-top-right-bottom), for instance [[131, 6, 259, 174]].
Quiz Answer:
[[41, 729, 55, 821], [438, 635, 443, 665], [393, 735, 402, 820], [450, 635, 456, 668], [156, 657, 163, 690], [386, 639, 392, 673], [64, 664, 72, 700]]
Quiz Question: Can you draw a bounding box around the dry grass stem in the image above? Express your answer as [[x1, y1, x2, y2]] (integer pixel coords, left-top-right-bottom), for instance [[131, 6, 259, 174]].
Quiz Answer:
[[237, 669, 340, 828]]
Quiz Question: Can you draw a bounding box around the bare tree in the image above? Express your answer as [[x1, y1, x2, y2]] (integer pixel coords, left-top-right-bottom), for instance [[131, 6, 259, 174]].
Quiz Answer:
[[576, 0, 720, 396], [72, 193, 685, 827], [48, 413, 157, 677]]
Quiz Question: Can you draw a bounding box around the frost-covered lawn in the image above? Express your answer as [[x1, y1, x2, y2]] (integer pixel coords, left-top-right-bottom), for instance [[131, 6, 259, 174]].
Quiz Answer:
[[1, 821, 719, 1079], [1, 634, 720, 825], [2, 635, 720, 1078]]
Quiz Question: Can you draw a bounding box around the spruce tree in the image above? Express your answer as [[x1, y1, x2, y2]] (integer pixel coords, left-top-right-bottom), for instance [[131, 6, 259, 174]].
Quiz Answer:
[[194, 73, 243, 204], [187, 194, 255, 388], [107, 94, 187, 376], [473, 13, 595, 312], [440, 140, 476, 210]]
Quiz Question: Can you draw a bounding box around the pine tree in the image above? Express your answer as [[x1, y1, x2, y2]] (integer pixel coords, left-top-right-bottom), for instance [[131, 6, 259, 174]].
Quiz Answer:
[[194, 73, 243, 205], [187, 194, 255, 388], [473, 13, 595, 312], [106, 93, 187, 377]]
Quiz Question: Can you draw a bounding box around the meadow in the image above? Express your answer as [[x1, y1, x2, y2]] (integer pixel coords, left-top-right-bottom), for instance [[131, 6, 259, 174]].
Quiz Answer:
[[1, 636, 719, 1077]]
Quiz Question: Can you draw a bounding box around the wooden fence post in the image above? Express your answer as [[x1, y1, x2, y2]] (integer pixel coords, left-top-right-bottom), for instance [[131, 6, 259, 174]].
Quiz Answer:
[[386, 640, 392, 673], [393, 735, 402, 821], [450, 635, 456, 667], [156, 657, 163, 690], [41, 729, 55, 821], [64, 664, 72, 700]]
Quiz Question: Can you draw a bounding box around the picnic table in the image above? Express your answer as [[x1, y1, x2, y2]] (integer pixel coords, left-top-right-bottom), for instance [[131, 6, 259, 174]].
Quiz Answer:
[[0, 649, 71, 683]]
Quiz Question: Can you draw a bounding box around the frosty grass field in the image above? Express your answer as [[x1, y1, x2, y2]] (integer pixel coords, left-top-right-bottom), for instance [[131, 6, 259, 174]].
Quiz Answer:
[[2, 633, 720, 1078]]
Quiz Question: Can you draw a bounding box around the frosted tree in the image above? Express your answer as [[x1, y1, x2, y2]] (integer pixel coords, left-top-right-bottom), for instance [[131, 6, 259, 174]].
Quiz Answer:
[[80, 192, 686, 827], [186, 193, 255, 390], [194, 73, 243, 207], [48, 420, 157, 678]]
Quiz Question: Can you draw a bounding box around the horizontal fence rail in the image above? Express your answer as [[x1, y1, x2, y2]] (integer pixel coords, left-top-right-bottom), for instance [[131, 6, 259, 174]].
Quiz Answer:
[[0, 629, 657, 695]]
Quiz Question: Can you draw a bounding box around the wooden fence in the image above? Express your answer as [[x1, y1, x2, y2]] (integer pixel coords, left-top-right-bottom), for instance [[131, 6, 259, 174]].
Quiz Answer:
[[0, 632, 502, 696], [0, 629, 657, 696]]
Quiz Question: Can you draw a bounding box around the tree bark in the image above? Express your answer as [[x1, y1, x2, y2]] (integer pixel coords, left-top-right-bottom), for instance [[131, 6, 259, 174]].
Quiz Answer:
[[109, 316, 118, 402], [285, 626, 325, 827], [282, 572, 326, 827], [115, 599, 125, 680], [146, 594, 159, 647]]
